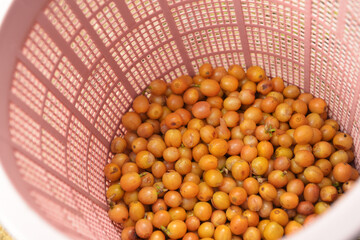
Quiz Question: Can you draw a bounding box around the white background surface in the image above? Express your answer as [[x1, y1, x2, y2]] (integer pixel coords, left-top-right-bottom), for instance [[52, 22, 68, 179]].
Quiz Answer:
[[0, 0, 12, 24], [0, 1, 68, 239]]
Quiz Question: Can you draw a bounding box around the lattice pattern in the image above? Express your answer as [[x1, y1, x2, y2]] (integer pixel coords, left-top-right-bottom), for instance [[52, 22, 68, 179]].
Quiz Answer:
[[87, 135, 108, 203], [241, 1, 306, 39], [67, 116, 90, 192], [41, 129, 67, 177], [22, 24, 62, 80], [90, 1, 128, 47], [250, 53, 305, 89], [95, 82, 131, 141], [92, 203, 119, 239], [47, 173, 78, 209], [125, 0, 161, 22], [76, 59, 116, 124], [352, 128, 360, 170], [43, 92, 71, 137], [162, 65, 189, 83], [70, 29, 101, 69], [309, 3, 359, 130], [76, 0, 109, 18], [239, 0, 307, 88], [30, 190, 95, 239], [110, 14, 172, 72], [17, 153, 80, 219], [10, 104, 42, 157], [16, 151, 49, 192], [310, 73, 351, 125], [125, 41, 183, 94], [247, 28, 305, 64], [114, 122, 129, 140], [269, 0, 306, 10], [310, 21, 332, 54], [52, 56, 84, 103], [191, 52, 246, 74], [72, 191, 106, 240], [44, 0, 81, 42], [355, 98, 360, 133], [343, 1, 360, 61], [171, 0, 237, 34], [182, 26, 242, 59], [309, 45, 357, 108], [352, 100, 360, 169], [312, 0, 339, 32], [11, 62, 46, 115]]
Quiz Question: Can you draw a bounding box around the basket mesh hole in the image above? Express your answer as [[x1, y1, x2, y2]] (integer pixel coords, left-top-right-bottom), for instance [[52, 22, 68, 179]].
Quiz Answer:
[[41, 129, 67, 177], [70, 29, 101, 69], [52, 56, 84, 103], [22, 24, 62, 80], [124, 41, 183, 94], [10, 104, 42, 157], [94, 82, 131, 142], [44, 0, 81, 42], [31, 190, 94, 239], [170, 0, 237, 34], [11, 62, 47, 115], [75, 59, 116, 124], [125, 0, 161, 22], [43, 91, 71, 137], [90, 1, 128, 47], [87, 135, 108, 203], [110, 14, 172, 72], [76, 0, 109, 19], [181, 27, 242, 59], [67, 116, 90, 192], [191, 52, 246, 73]]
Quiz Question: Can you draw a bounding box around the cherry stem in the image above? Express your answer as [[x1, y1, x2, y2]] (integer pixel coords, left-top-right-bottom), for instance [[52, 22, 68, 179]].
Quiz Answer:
[[155, 184, 168, 194], [142, 87, 150, 95], [107, 194, 115, 202], [155, 185, 161, 192], [257, 177, 266, 183], [160, 226, 170, 236], [139, 172, 148, 177], [333, 182, 342, 193], [220, 167, 228, 175], [265, 124, 276, 137]]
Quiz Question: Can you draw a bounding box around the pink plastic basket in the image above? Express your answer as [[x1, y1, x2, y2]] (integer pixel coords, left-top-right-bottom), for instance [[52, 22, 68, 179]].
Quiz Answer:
[[1, 0, 360, 239]]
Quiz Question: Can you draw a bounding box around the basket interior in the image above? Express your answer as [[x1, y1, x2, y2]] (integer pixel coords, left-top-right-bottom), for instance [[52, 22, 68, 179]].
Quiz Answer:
[[1, 0, 360, 239]]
